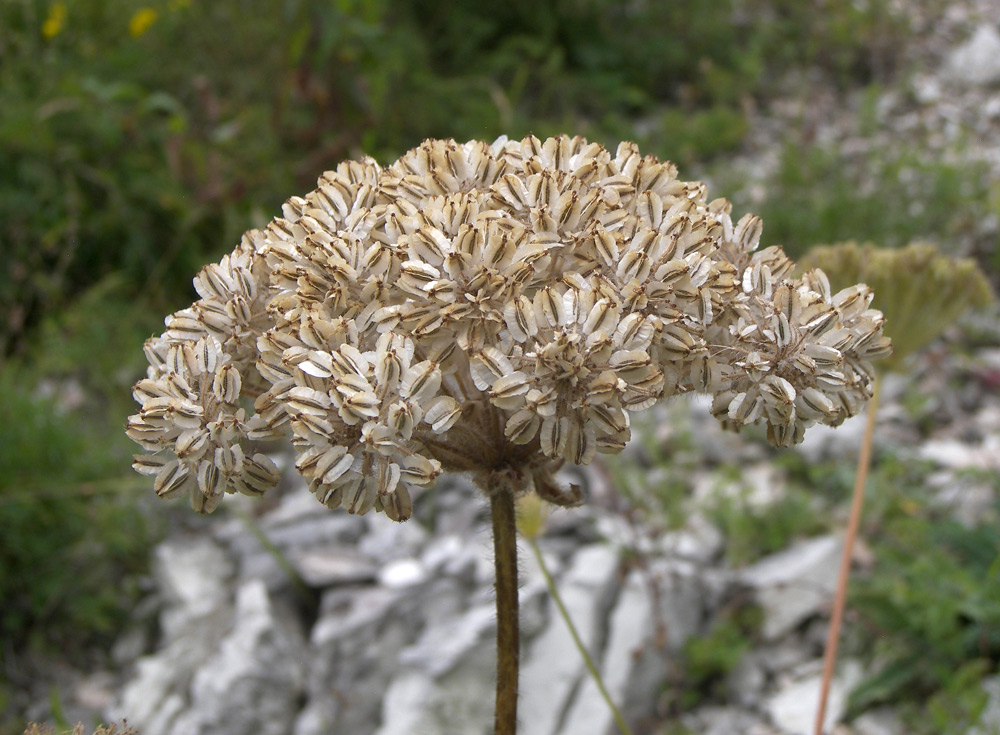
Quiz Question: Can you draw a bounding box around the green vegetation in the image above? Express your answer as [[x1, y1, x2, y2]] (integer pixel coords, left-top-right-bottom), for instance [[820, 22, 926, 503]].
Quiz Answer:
[[847, 470, 1000, 734], [725, 142, 997, 260], [704, 468, 832, 566], [0, 0, 909, 354], [0, 362, 156, 733], [668, 598, 763, 712]]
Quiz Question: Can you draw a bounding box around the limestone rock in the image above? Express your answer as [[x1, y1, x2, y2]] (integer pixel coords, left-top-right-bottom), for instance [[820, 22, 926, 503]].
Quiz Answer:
[[739, 535, 841, 640], [519, 543, 622, 735], [557, 559, 705, 735], [170, 580, 307, 735], [947, 25, 1000, 86], [765, 660, 862, 735]]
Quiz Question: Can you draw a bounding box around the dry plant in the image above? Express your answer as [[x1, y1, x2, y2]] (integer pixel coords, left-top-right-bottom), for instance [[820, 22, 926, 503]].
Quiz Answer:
[[23, 723, 137, 735], [801, 242, 995, 735], [127, 136, 890, 734]]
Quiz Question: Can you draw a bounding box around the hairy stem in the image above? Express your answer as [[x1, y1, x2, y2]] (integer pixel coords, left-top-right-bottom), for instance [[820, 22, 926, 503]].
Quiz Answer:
[[814, 373, 882, 735], [491, 480, 519, 735], [528, 537, 633, 735]]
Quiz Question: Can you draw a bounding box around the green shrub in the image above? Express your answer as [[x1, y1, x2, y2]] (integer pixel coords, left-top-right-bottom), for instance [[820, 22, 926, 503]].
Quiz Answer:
[[0, 365, 154, 658], [847, 474, 1000, 733]]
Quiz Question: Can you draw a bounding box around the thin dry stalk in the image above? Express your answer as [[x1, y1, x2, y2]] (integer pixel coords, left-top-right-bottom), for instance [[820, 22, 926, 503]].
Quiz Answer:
[[813, 374, 882, 735]]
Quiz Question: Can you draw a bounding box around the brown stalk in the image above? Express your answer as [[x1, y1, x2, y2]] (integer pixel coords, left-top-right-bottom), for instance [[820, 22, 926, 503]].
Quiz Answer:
[[814, 373, 882, 735], [491, 477, 520, 735]]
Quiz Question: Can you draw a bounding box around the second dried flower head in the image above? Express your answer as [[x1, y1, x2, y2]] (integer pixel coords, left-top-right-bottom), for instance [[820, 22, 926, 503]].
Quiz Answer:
[[128, 135, 891, 520]]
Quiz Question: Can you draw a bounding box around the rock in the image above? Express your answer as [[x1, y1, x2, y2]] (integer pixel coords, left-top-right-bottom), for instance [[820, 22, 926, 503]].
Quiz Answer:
[[656, 513, 724, 563], [519, 543, 622, 735], [947, 25, 1000, 86], [169, 580, 307, 735], [557, 559, 705, 735], [399, 603, 495, 676], [693, 462, 787, 509], [289, 546, 378, 587], [154, 537, 233, 639], [358, 513, 430, 562], [375, 639, 495, 735], [851, 707, 904, 735], [739, 535, 841, 640], [371, 672, 435, 735], [928, 470, 998, 527], [765, 660, 862, 735], [213, 499, 363, 590], [680, 705, 779, 735], [378, 557, 428, 588], [108, 603, 234, 735], [298, 585, 413, 735], [921, 435, 1000, 472], [726, 651, 768, 707]]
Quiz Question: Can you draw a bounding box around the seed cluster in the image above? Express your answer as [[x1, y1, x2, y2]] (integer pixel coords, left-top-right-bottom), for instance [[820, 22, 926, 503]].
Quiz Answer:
[[128, 136, 889, 520]]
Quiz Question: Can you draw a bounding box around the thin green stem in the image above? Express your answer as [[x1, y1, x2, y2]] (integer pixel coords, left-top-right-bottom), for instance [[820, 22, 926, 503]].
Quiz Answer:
[[528, 538, 634, 735], [491, 481, 520, 735], [814, 372, 882, 735]]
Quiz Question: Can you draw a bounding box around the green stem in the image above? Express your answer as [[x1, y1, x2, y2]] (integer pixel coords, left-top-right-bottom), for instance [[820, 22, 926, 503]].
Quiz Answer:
[[528, 538, 634, 735], [491, 482, 520, 735]]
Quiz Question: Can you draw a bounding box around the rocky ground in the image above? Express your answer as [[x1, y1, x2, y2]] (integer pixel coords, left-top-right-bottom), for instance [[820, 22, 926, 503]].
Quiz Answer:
[[21, 3, 1000, 734], [33, 346, 1000, 735]]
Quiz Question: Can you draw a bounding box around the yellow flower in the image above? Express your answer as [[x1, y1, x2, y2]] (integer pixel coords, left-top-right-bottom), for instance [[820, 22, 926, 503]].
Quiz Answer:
[[129, 7, 159, 37], [42, 2, 67, 40]]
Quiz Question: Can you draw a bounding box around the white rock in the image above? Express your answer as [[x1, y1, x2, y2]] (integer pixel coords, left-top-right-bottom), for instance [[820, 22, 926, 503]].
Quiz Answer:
[[947, 24, 1000, 86], [920, 438, 985, 469], [372, 672, 435, 735], [300, 586, 411, 735], [399, 603, 495, 676], [852, 707, 904, 735], [519, 544, 621, 735], [378, 557, 428, 588], [765, 660, 862, 735], [108, 597, 232, 735], [681, 706, 778, 735], [358, 513, 430, 562], [289, 546, 377, 587], [172, 580, 307, 735], [154, 538, 232, 639], [658, 513, 725, 563], [377, 640, 496, 735], [557, 560, 704, 735], [739, 535, 841, 640]]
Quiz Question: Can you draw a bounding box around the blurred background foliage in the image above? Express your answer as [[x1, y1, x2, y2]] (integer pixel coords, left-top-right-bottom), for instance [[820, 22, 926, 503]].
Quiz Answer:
[[0, 0, 914, 356], [1, 0, 998, 731]]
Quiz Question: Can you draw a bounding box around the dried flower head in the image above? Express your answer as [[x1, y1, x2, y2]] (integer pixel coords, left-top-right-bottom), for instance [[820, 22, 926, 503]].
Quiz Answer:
[[129, 136, 890, 520], [800, 241, 994, 372]]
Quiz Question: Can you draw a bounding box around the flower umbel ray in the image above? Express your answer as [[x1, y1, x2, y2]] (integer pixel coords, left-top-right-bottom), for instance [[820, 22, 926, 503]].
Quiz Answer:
[[128, 135, 890, 519]]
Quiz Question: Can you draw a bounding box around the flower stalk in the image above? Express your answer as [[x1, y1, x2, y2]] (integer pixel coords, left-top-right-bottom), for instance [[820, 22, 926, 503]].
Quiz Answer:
[[813, 373, 880, 735], [490, 476, 520, 735]]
